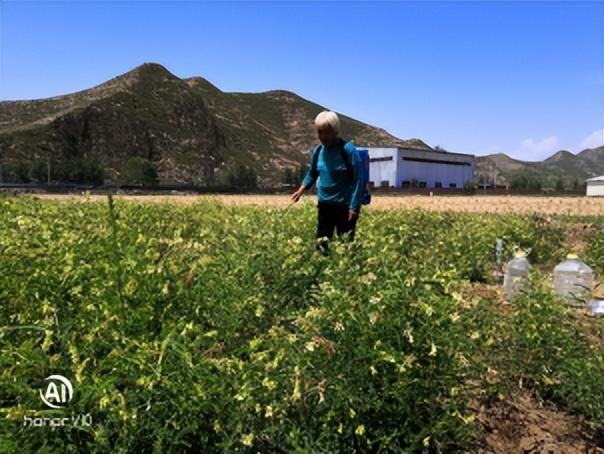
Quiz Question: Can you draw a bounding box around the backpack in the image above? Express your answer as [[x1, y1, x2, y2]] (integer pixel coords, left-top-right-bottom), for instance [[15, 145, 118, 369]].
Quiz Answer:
[[311, 138, 371, 206]]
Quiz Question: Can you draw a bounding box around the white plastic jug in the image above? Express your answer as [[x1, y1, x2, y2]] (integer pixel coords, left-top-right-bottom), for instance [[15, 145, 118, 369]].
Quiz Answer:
[[553, 253, 594, 306], [503, 249, 530, 301]]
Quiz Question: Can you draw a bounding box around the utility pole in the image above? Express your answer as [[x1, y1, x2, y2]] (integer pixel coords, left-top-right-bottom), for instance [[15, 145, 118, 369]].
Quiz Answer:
[[47, 153, 51, 185], [491, 163, 495, 192]]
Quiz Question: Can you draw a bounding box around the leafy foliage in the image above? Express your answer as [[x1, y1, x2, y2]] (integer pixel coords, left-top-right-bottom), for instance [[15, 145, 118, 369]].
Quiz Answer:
[[0, 197, 601, 452]]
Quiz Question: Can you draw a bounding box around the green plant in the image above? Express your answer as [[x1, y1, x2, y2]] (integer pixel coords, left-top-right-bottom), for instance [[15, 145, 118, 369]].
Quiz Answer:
[[0, 198, 600, 452]]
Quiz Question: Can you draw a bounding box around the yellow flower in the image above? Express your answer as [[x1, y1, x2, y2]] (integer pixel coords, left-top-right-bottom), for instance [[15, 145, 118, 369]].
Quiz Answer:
[[370, 365, 378, 376], [355, 424, 365, 436], [41, 330, 53, 352], [337, 423, 344, 434], [423, 436, 430, 447], [428, 342, 437, 357], [423, 304, 433, 317], [241, 433, 254, 447], [99, 395, 111, 410], [262, 377, 276, 390], [265, 405, 273, 417], [404, 328, 414, 344], [161, 282, 169, 295], [291, 376, 301, 402], [368, 312, 380, 325], [213, 420, 221, 433]]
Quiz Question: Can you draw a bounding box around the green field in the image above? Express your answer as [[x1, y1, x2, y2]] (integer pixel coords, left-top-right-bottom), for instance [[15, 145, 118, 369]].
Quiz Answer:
[[1, 195, 603, 452]]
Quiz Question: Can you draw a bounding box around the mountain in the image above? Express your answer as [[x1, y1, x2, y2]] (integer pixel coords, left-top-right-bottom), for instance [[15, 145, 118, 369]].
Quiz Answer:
[[0, 62, 431, 186], [578, 146, 604, 170], [475, 146, 604, 188]]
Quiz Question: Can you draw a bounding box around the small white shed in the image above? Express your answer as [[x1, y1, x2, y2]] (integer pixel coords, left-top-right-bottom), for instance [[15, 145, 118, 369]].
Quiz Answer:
[[586, 175, 604, 197]]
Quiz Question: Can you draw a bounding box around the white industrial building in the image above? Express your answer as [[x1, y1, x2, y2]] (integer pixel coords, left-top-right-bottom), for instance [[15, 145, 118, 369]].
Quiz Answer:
[[586, 175, 604, 197], [360, 147, 475, 189]]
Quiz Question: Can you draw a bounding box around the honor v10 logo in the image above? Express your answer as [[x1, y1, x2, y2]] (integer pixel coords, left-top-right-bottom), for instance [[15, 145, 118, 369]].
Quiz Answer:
[[22, 374, 92, 427]]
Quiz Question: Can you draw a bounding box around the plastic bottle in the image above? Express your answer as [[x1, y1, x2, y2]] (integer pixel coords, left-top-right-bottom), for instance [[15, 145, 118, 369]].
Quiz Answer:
[[553, 253, 594, 306], [503, 249, 530, 301]]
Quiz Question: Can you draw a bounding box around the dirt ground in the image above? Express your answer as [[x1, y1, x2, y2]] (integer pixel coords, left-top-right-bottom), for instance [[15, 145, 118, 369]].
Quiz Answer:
[[470, 389, 604, 453], [27, 193, 604, 216]]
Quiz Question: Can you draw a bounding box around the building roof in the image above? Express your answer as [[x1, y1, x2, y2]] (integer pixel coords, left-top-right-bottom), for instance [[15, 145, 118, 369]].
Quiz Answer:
[[359, 145, 475, 158], [586, 175, 604, 182]]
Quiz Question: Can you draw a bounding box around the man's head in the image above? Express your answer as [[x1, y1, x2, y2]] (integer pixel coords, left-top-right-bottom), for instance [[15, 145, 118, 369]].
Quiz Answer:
[[315, 111, 339, 147]]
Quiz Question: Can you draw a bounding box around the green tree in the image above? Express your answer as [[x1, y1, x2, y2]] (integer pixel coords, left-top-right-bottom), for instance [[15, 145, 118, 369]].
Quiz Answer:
[[56, 157, 105, 185], [12, 161, 31, 183], [0, 161, 42, 183], [281, 167, 296, 185], [227, 163, 257, 188], [509, 172, 542, 191], [463, 180, 476, 194], [555, 178, 564, 191], [31, 160, 48, 183], [119, 157, 158, 185]]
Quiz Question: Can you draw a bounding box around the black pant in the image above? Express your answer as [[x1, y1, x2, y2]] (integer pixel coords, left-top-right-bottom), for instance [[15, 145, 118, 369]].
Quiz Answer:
[[316, 201, 358, 255]]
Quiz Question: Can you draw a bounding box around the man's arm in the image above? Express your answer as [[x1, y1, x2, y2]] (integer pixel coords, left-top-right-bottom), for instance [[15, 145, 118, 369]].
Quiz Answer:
[[348, 143, 363, 213]]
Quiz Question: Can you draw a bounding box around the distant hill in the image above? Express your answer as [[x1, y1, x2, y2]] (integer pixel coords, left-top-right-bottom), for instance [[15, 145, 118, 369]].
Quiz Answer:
[[1, 61, 600, 188], [475, 146, 604, 189], [0, 62, 431, 186]]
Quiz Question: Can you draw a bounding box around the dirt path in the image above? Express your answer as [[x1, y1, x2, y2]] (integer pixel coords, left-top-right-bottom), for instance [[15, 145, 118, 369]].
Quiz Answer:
[[26, 193, 604, 216]]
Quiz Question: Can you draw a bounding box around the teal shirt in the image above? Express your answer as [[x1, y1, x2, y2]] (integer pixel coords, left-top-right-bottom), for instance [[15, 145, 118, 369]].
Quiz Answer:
[[301, 140, 364, 212]]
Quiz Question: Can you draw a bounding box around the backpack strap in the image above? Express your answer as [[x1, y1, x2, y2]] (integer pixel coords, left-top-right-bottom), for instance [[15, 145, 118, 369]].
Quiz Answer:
[[311, 139, 353, 181], [337, 138, 354, 181], [311, 143, 322, 176]]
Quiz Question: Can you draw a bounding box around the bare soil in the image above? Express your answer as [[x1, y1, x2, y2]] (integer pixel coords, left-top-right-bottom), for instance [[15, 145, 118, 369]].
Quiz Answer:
[[28, 194, 604, 216]]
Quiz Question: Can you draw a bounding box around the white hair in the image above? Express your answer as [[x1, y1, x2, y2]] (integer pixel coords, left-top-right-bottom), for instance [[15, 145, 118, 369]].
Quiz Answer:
[[314, 111, 340, 133]]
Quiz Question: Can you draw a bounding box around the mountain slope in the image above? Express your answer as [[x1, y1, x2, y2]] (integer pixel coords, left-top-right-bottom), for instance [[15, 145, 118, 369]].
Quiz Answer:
[[475, 146, 604, 188], [0, 62, 431, 186]]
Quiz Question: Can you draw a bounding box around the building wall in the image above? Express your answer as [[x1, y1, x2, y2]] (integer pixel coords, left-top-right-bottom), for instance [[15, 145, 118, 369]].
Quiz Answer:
[[586, 181, 604, 196], [366, 147, 399, 187], [366, 147, 475, 188]]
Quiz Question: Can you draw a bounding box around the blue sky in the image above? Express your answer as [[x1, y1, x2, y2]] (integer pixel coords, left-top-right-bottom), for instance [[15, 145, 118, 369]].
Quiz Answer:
[[1, 0, 602, 160]]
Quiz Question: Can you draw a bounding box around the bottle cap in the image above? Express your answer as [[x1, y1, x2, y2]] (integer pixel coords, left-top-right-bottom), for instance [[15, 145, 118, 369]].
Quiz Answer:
[[566, 253, 578, 259]]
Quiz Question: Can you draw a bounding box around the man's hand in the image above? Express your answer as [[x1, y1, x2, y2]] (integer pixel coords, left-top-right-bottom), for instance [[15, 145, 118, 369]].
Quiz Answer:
[[348, 209, 359, 222], [291, 186, 305, 203]]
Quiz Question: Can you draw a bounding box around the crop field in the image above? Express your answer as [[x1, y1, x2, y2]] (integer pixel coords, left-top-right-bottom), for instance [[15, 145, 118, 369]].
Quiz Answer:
[[1, 194, 603, 452], [32, 193, 604, 216]]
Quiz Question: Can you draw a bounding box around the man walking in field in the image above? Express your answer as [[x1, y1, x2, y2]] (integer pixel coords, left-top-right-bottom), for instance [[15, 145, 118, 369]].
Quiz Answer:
[[291, 111, 364, 255]]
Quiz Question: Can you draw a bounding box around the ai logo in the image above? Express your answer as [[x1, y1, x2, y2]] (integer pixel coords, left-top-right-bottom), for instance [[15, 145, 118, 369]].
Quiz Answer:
[[39, 375, 73, 408]]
